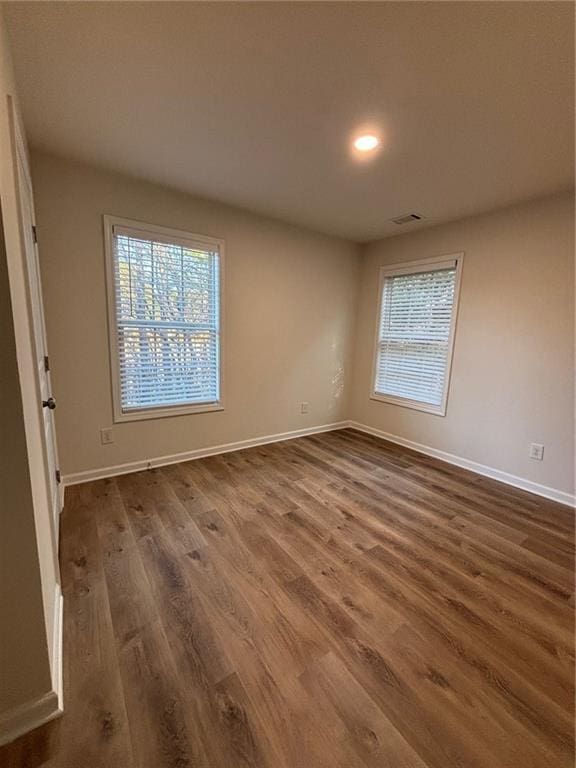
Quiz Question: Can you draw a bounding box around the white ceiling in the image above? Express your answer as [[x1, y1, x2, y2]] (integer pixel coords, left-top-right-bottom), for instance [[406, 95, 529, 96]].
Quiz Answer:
[[4, 1, 574, 242]]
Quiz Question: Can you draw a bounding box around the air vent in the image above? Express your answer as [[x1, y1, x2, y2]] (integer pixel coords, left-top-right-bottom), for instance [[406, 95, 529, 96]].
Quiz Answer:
[[391, 213, 424, 225]]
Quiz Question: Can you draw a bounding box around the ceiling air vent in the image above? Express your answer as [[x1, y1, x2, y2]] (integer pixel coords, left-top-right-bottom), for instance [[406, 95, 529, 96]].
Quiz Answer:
[[391, 213, 424, 225]]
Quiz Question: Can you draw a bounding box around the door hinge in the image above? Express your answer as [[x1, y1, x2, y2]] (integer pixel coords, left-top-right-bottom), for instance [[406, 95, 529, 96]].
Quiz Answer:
[[55, 469, 61, 484], [32, 225, 38, 244], [44, 355, 50, 372]]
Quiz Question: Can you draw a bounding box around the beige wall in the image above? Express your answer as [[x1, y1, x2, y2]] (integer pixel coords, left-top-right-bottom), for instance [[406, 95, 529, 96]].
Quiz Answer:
[[31, 152, 360, 477], [351, 192, 575, 495], [0, 9, 54, 730], [31, 152, 574, 497]]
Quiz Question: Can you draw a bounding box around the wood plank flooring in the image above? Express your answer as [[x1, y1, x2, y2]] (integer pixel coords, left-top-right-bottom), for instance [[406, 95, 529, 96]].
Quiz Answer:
[[2, 428, 574, 767]]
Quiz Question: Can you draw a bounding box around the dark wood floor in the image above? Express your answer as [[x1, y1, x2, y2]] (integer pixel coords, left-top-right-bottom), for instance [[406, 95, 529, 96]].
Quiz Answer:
[[2, 428, 574, 768]]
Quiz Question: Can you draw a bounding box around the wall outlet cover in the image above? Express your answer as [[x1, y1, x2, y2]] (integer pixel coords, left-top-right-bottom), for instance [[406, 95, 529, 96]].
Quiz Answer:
[[529, 443, 544, 461], [100, 428, 114, 445]]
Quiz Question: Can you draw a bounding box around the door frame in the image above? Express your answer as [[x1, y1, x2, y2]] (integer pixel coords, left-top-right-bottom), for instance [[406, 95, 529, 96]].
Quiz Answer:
[[1, 93, 63, 732], [11, 99, 63, 530]]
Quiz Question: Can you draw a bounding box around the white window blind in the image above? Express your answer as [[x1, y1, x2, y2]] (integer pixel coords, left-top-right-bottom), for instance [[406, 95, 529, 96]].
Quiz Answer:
[[373, 257, 461, 415], [108, 220, 222, 419]]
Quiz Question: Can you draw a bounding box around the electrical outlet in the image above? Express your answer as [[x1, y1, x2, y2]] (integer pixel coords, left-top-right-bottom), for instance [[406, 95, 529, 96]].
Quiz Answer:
[[300, 401, 309, 414], [100, 427, 114, 445], [529, 443, 544, 461]]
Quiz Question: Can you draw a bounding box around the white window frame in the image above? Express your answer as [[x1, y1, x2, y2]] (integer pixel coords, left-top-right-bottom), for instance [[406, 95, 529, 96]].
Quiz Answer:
[[370, 253, 464, 417], [103, 215, 225, 423]]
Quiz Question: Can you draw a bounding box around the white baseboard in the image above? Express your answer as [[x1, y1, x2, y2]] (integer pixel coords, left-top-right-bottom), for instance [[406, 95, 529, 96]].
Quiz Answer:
[[348, 421, 575, 508], [0, 690, 62, 749], [0, 691, 61, 747], [0, 586, 64, 747], [62, 421, 349, 486], [61, 417, 574, 508]]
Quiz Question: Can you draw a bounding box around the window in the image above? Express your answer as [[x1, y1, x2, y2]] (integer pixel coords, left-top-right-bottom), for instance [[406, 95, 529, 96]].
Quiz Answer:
[[104, 216, 223, 422], [371, 254, 463, 416]]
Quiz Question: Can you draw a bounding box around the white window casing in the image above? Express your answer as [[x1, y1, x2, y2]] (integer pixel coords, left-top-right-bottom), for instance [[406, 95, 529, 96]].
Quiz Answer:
[[371, 253, 463, 416], [104, 215, 224, 422]]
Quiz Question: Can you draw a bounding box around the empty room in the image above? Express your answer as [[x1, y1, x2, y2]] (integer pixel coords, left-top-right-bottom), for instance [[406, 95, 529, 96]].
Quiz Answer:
[[0, 2, 574, 767]]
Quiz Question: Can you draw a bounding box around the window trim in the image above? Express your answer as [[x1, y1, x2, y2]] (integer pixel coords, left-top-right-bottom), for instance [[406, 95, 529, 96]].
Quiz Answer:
[[103, 215, 225, 423], [370, 253, 464, 417]]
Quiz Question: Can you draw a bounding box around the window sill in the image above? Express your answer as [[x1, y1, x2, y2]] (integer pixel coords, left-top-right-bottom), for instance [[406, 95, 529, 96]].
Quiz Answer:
[[113, 402, 224, 423], [370, 392, 446, 417]]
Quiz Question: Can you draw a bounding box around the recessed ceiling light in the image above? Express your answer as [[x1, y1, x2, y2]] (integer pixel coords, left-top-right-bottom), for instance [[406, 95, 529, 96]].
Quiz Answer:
[[353, 134, 380, 152]]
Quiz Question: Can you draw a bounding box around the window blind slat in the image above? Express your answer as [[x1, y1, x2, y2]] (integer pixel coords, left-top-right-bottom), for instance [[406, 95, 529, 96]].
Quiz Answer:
[[112, 231, 220, 412], [374, 266, 457, 408]]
